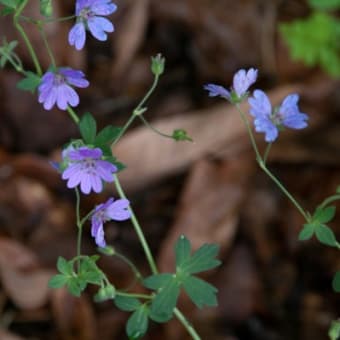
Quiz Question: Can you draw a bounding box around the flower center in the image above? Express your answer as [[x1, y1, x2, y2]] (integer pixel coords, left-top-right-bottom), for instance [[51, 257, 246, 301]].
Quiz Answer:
[[53, 73, 66, 86], [79, 7, 94, 21], [81, 157, 98, 174]]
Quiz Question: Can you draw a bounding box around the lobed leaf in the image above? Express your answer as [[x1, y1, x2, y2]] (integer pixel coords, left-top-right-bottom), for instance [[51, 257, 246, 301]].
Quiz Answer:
[[126, 305, 149, 339], [315, 224, 338, 247], [143, 273, 173, 290], [48, 274, 68, 288], [182, 275, 218, 308], [175, 235, 191, 268], [298, 223, 315, 241], [115, 295, 141, 312], [16, 71, 41, 93], [313, 205, 336, 223], [56, 256, 73, 275], [79, 112, 97, 144], [94, 125, 122, 146]]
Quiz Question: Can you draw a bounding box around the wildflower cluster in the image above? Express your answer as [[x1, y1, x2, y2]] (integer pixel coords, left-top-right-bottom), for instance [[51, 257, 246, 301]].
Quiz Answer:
[[205, 68, 309, 142]]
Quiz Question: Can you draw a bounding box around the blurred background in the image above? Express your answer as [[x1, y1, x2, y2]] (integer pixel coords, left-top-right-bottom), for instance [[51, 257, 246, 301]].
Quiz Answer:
[[0, 0, 340, 339]]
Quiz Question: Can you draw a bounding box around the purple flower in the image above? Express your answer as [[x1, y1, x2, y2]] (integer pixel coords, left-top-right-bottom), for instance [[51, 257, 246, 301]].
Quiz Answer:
[[38, 68, 89, 110], [248, 90, 309, 142], [69, 0, 117, 50], [61, 146, 117, 194], [91, 197, 130, 247], [204, 68, 258, 102]]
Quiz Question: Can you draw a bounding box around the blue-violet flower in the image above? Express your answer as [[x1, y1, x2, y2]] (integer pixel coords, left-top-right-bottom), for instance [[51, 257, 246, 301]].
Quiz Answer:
[[248, 89, 309, 142], [62, 146, 117, 194], [204, 68, 258, 102], [38, 68, 89, 110], [91, 197, 130, 247], [69, 0, 117, 50]]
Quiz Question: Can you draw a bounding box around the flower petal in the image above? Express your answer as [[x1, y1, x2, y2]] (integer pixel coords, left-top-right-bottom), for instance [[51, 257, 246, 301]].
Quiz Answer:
[[88, 16, 113, 41], [248, 89, 272, 118], [68, 22, 86, 50]]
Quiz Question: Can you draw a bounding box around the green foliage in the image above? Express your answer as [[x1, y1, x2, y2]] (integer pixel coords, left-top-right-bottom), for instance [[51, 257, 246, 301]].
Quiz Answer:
[[48, 256, 106, 297], [308, 0, 340, 10], [40, 0, 53, 17], [0, 0, 21, 9], [299, 206, 338, 247], [126, 305, 149, 340], [332, 272, 340, 293], [115, 295, 141, 312], [16, 71, 41, 93], [172, 129, 193, 142], [94, 125, 122, 147], [143, 235, 220, 323], [79, 112, 97, 144], [329, 319, 340, 340], [280, 12, 340, 77], [0, 39, 18, 68]]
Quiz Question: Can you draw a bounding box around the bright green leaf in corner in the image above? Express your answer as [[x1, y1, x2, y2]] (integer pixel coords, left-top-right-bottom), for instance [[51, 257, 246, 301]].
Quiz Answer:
[[79, 112, 97, 144], [329, 319, 340, 340], [313, 206, 336, 224], [182, 275, 218, 308], [332, 271, 340, 292], [16, 71, 41, 93], [298, 223, 315, 241]]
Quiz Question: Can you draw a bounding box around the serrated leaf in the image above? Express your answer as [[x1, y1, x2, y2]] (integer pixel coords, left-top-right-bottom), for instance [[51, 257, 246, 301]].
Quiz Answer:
[[298, 223, 315, 241], [79, 112, 97, 144], [313, 206, 336, 223], [94, 125, 122, 146], [56, 256, 73, 275], [175, 235, 191, 268], [149, 278, 180, 323], [16, 71, 41, 93], [308, 0, 340, 10], [315, 224, 338, 247], [126, 305, 149, 339], [180, 243, 221, 275], [332, 271, 340, 292], [115, 295, 141, 312], [182, 275, 218, 308], [48, 274, 68, 288], [143, 273, 173, 290]]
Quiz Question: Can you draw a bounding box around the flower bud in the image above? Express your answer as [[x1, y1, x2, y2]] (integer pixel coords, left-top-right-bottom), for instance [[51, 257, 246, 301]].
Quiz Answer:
[[151, 53, 165, 76]]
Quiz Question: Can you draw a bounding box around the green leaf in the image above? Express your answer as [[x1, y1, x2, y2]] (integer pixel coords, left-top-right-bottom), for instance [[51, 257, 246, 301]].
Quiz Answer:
[[298, 223, 315, 241], [126, 305, 149, 339], [315, 224, 338, 247], [115, 295, 141, 312], [280, 12, 340, 78], [143, 273, 173, 290], [56, 256, 73, 275], [66, 277, 86, 297], [332, 271, 340, 292], [313, 206, 336, 223], [172, 129, 193, 142], [94, 125, 122, 146], [40, 0, 53, 17], [175, 235, 191, 268], [79, 112, 97, 144], [16, 71, 41, 93], [182, 275, 218, 308], [329, 319, 340, 340], [79, 256, 104, 285], [308, 0, 340, 10], [0, 0, 20, 9], [0, 6, 15, 15], [48, 274, 68, 288], [149, 278, 180, 323], [180, 243, 221, 275]]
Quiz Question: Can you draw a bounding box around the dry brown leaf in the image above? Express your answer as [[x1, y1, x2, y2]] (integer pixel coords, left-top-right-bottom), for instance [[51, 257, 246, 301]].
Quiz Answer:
[[158, 155, 255, 272], [0, 238, 52, 309]]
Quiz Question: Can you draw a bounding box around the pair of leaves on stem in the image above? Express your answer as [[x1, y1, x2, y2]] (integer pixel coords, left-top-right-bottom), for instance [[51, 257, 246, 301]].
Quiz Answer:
[[115, 235, 221, 339]]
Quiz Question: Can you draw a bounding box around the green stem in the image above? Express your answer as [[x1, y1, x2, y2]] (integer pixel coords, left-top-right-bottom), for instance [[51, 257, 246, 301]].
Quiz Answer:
[[67, 107, 80, 125], [318, 195, 340, 210], [37, 22, 56, 68], [235, 103, 309, 221], [113, 174, 158, 274], [13, 0, 42, 76], [112, 113, 137, 146], [235, 103, 262, 162], [138, 114, 173, 139], [114, 251, 143, 287], [75, 188, 82, 271], [134, 74, 159, 113], [0, 50, 24, 74], [116, 291, 152, 300], [173, 308, 201, 340], [263, 143, 272, 164]]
